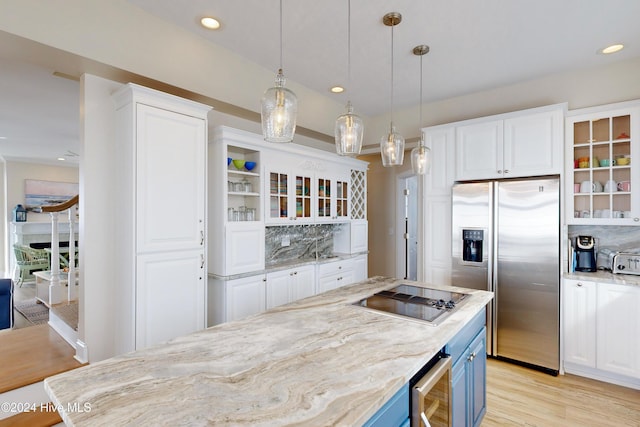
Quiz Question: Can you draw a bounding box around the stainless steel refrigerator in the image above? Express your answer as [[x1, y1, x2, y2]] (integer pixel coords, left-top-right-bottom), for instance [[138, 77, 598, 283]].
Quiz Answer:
[[451, 177, 560, 374]]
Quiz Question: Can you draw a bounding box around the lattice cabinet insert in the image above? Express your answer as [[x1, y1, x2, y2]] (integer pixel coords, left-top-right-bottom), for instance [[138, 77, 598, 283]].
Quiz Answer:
[[351, 169, 366, 220]]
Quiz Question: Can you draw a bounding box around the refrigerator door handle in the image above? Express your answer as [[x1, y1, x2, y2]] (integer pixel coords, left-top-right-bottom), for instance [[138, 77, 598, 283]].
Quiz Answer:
[[490, 181, 499, 356]]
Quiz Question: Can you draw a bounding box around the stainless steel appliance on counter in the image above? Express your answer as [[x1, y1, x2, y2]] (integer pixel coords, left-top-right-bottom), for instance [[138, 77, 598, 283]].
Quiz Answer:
[[612, 252, 640, 275], [353, 284, 468, 326], [452, 177, 560, 374]]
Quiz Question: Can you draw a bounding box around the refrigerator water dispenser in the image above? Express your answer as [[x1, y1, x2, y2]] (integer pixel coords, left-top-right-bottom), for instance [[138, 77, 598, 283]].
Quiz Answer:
[[462, 229, 484, 263]]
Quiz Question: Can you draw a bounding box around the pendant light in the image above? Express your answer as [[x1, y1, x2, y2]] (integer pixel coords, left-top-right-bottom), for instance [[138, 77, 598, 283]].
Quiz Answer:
[[380, 12, 404, 167], [261, 0, 297, 143], [410, 45, 432, 175], [335, 0, 364, 156]]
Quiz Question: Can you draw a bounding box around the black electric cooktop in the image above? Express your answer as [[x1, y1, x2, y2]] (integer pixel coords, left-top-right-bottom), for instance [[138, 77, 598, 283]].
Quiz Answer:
[[353, 284, 469, 326]]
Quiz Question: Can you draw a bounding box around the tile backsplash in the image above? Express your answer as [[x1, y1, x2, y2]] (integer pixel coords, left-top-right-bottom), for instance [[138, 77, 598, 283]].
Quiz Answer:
[[265, 224, 347, 266]]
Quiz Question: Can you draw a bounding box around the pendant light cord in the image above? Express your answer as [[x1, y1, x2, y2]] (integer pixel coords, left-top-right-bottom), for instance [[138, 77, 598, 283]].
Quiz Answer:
[[279, 0, 283, 71], [347, 0, 352, 99], [419, 52, 424, 147], [390, 22, 395, 131]]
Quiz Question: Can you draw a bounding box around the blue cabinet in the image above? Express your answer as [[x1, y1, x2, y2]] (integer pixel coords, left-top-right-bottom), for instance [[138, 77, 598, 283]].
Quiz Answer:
[[447, 309, 487, 427], [364, 308, 487, 427], [363, 383, 409, 427]]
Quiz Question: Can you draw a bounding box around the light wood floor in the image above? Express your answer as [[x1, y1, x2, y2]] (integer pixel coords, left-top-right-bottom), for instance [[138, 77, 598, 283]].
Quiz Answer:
[[0, 323, 83, 393], [483, 358, 640, 426]]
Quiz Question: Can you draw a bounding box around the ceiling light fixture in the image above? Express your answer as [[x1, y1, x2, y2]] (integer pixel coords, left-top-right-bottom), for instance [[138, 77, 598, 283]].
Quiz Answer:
[[600, 44, 624, 54], [410, 45, 432, 176], [334, 0, 364, 157], [261, 0, 297, 143], [200, 17, 221, 30], [330, 86, 345, 94], [380, 12, 404, 167]]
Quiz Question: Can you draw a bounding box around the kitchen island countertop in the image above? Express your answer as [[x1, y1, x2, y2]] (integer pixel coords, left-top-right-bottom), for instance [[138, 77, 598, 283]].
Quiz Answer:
[[45, 276, 493, 426]]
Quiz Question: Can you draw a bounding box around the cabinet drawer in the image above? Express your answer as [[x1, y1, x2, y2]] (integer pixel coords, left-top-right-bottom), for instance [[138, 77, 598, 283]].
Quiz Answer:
[[446, 308, 486, 364], [317, 259, 353, 277]]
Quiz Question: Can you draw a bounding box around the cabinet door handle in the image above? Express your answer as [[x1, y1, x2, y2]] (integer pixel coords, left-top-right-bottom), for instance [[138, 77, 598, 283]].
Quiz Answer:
[[504, 169, 510, 174], [468, 351, 476, 362], [497, 170, 502, 174], [200, 230, 204, 245], [200, 254, 205, 269], [420, 411, 432, 427], [577, 282, 583, 287]]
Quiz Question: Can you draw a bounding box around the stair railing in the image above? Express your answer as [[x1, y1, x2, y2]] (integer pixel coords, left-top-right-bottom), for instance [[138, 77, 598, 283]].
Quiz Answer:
[[41, 195, 79, 303]]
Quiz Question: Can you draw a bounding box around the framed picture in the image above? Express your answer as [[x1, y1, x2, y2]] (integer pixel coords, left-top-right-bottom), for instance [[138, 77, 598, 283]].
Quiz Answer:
[[24, 179, 79, 211]]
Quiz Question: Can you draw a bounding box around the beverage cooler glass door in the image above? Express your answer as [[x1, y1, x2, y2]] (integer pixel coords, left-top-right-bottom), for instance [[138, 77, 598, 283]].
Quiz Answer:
[[411, 357, 452, 427]]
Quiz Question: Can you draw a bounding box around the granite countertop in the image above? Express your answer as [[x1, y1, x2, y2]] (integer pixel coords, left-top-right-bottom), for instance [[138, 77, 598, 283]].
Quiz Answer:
[[209, 251, 367, 281], [45, 276, 493, 427], [564, 270, 640, 286]]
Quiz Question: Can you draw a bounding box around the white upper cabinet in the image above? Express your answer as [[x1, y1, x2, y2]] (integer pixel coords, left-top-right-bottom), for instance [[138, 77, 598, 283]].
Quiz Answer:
[[565, 101, 640, 224], [136, 103, 206, 253], [456, 120, 503, 181], [503, 111, 562, 177], [424, 126, 456, 196], [455, 105, 565, 181]]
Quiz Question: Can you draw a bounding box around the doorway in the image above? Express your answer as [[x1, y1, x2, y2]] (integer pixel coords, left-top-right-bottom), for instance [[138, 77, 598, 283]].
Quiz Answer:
[[396, 174, 418, 280]]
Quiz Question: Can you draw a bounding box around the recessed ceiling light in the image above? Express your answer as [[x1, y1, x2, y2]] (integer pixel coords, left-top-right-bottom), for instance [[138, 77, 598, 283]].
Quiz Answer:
[[0, 136, 7, 140], [330, 86, 345, 94], [200, 16, 221, 30], [57, 157, 66, 161], [600, 44, 624, 54]]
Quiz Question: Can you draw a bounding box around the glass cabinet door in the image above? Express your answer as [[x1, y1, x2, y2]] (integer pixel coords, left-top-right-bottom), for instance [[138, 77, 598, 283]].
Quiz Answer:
[[295, 175, 312, 219], [336, 180, 349, 219], [269, 172, 289, 220], [317, 177, 332, 220]]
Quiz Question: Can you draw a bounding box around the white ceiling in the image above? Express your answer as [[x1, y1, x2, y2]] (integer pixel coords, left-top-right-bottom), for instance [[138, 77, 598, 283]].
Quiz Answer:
[[2, 0, 640, 164], [128, 0, 640, 116]]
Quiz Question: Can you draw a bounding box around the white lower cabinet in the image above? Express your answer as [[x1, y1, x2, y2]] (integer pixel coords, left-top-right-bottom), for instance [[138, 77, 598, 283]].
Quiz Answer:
[[317, 259, 355, 294], [563, 279, 597, 367], [596, 282, 640, 378], [563, 278, 640, 386], [208, 274, 266, 326], [136, 250, 205, 349], [266, 265, 315, 309]]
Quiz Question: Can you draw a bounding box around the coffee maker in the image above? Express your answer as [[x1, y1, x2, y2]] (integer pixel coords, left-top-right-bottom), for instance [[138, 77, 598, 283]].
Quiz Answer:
[[575, 236, 597, 272]]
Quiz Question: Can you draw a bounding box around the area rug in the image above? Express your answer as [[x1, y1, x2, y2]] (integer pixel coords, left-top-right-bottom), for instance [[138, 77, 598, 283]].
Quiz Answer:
[[14, 298, 49, 325]]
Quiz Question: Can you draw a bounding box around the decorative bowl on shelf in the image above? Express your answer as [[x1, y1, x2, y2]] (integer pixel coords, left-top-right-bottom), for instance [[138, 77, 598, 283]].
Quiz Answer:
[[227, 157, 232, 166], [232, 159, 245, 170], [245, 161, 256, 171]]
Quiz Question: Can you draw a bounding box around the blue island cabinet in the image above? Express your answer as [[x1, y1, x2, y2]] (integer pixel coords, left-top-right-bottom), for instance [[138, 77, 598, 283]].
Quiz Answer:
[[447, 309, 487, 427], [363, 308, 487, 427], [363, 383, 410, 427]]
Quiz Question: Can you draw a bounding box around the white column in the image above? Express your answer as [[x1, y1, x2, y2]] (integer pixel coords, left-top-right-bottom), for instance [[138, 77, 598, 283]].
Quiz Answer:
[[50, 212, 60, 279], [67, 207, 77, 301]]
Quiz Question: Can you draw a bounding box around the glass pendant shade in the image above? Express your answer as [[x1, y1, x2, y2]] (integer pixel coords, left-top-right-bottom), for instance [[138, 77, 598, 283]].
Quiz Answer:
[[380, 124, 405, 167], [261, 69, 297, 143], [411, 134, 431, 175], [335, 101, 364, 156]]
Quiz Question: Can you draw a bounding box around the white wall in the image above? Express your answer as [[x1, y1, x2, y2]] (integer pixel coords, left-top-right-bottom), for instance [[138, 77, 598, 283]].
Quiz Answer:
[[78, 74, 122, 363]]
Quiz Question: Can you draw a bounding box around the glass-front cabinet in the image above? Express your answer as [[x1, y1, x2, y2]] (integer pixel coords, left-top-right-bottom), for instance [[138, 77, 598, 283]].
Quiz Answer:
[[266, 169, 313, 224], [315, 173, 350, 222], [566, 102, 640, 224]]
